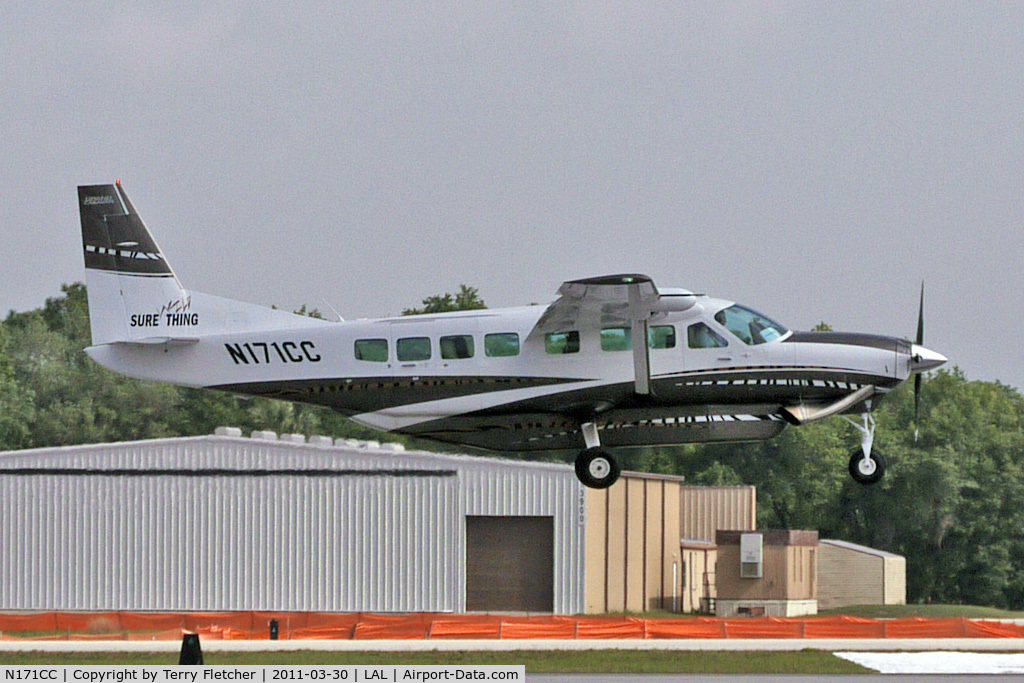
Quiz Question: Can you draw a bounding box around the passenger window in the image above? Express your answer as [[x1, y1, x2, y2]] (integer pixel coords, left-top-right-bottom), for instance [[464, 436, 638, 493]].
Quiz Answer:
[[600, 327, 631, 352], [440, 334, 474, 360], [484, 332, 520, 357], [687, 323, 729, 349], [545, 331, 580, 354], [648, 325, 676, 349], [354, 338, 388, 362], [396, 337, 431, 361]]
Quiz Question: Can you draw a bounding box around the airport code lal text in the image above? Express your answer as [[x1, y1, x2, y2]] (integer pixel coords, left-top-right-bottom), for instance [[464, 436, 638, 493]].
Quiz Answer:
[[1, 667, 522, 683]]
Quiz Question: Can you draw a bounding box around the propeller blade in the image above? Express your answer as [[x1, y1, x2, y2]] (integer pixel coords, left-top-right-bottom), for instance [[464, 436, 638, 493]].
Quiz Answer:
[[916, 281, 925, 346], [914, 373, 922, 442], [914, 282, 924, 441]]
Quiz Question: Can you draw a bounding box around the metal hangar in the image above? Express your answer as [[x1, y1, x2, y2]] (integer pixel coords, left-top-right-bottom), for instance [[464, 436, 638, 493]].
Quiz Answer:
[[0, 430, 695, 615]]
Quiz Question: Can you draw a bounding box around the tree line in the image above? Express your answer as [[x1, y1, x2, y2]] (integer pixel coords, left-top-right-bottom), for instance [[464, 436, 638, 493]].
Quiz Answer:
[[2, 283, 1023, 608]]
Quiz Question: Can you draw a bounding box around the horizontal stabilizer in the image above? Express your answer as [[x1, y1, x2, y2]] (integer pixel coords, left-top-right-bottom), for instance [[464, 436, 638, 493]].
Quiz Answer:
[[110, 337, 199, 346]]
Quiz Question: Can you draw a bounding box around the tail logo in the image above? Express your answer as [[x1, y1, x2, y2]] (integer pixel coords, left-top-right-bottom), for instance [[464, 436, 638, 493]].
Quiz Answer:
[[82, 195, 116, 206], [128, 296, 199, 329]]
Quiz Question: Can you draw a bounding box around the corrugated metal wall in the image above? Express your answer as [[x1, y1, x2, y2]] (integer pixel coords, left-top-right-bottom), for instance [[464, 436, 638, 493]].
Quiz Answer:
[[0, 436, 584, 613], [680, 485, 756, 542]]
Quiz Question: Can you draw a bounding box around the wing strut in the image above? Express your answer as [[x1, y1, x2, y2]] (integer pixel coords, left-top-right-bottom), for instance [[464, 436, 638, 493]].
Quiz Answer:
[[629, 284, 652, 396], [528, 273, 699, 399]]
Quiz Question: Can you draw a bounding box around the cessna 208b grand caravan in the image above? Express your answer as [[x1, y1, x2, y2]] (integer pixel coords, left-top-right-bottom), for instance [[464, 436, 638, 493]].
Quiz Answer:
[[78, 182, 947, 489]]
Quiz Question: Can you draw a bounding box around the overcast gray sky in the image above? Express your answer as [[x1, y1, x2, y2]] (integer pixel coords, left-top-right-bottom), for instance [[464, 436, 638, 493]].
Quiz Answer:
[[2, 3, 1022, 388]]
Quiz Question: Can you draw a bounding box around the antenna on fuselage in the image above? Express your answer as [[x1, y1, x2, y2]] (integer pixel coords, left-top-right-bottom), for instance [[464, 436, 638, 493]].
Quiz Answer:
[[321, 298, 344, 322]]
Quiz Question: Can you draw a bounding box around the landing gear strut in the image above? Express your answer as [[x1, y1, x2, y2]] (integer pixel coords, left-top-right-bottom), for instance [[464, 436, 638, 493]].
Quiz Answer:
[[574, 422, 621, 489], [842, 411, 886, 485]]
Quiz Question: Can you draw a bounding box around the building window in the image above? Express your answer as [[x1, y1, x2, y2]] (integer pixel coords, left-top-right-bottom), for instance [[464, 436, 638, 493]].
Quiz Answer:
[[354, 338, 388, 362]]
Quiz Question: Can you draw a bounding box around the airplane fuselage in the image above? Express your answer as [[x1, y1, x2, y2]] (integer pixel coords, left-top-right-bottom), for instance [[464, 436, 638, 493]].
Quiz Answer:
[[87, 294, 913, 452]]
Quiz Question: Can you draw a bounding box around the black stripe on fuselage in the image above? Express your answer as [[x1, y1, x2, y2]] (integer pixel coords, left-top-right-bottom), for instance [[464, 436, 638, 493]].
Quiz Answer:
[[463, 368, 895, 419], [784, 331, 912, 354], [210, 375, 587, 414], [210, 366, 895, 419]]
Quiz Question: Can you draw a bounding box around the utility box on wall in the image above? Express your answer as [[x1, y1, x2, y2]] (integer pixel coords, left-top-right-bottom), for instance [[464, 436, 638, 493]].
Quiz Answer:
[[739, 533, 763, 578]]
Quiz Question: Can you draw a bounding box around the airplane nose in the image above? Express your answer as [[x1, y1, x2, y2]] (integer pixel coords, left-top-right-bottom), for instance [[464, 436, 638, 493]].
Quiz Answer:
[[910, 344, 947, 373]]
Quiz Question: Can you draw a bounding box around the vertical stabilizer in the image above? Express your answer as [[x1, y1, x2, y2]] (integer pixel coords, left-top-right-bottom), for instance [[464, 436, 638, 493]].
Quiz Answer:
[[78, 182, 189, 344]]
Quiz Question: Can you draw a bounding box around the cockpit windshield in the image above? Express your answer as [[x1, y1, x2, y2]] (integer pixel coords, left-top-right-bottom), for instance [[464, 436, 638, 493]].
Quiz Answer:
[[714, 304, 788, 345]]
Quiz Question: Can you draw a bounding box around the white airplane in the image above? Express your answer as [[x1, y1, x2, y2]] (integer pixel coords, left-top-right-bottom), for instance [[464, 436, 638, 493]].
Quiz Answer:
[[78, 182, 947, 489]]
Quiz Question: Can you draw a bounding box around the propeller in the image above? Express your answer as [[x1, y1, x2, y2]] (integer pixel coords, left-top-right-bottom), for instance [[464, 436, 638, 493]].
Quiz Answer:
[[914, 282, 924, 441]]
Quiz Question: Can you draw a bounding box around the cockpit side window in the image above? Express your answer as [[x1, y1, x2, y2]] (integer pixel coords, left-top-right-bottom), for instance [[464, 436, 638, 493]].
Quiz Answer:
[[713, 305, 788, 345], [687, 323, 728, 349]]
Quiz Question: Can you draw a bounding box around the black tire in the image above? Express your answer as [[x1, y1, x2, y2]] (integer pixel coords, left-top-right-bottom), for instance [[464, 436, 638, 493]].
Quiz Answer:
[[848, 449, 886, 485], [575, 447, 621, 489]]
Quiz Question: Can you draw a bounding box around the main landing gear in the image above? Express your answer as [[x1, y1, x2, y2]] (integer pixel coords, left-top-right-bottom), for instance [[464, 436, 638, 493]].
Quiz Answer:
[[574, 422, 621, 489], [842, 411, 886, 485]]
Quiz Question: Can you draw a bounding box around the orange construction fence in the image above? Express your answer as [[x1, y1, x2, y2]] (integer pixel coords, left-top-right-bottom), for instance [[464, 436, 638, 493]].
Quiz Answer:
[[1, 612, 1023, 641]]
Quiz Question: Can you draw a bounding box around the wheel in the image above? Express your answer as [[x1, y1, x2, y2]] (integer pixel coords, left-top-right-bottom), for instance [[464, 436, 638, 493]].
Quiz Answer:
[[575, 447, 621, 489], [848, 448, 886, 485]]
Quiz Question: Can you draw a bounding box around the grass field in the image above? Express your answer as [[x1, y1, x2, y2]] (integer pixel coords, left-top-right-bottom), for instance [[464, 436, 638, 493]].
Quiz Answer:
[[819, 604, 1024, 619], [602, 604, 1024, 620], [0, 649, 872, 673]]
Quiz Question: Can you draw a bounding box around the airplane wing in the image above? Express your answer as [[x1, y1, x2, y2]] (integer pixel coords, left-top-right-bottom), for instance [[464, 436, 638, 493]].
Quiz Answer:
[[527, 274, 697, 395]]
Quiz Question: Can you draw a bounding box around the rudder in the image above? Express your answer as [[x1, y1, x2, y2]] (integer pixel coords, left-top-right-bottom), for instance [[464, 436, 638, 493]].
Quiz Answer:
[[78, 182, 189, 344]]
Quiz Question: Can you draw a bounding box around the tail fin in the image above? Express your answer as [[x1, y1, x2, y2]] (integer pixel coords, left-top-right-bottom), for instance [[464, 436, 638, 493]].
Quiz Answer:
[[79, 182, 189, 344], [79, 182, 326, 347]]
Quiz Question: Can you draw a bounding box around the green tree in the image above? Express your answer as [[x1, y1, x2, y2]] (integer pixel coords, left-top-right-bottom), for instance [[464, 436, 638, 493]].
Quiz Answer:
[[294, 304, 326, 320], [402, 285, 486, 315], [0, 324, 34, 449]]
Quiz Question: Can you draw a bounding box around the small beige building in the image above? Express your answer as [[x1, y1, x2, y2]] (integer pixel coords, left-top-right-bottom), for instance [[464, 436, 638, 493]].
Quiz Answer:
[[584, 472, 685, 613], [584, 477, 759, 614], [817, 539, 906, 610], [714, 529, 818, 617]]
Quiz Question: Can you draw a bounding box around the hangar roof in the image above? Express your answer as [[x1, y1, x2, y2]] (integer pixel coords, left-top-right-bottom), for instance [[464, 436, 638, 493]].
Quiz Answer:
[[0, 432, 574, 475], [821, 538, 904, 559]]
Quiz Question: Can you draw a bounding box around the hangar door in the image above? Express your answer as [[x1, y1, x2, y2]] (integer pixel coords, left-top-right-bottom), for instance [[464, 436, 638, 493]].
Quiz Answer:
[[466, 516, 553, 612]]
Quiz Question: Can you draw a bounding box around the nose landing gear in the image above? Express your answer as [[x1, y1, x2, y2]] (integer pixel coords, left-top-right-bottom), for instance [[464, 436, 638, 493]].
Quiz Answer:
[[842, 411, 886, 485], [574, 422, 622, 489]]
